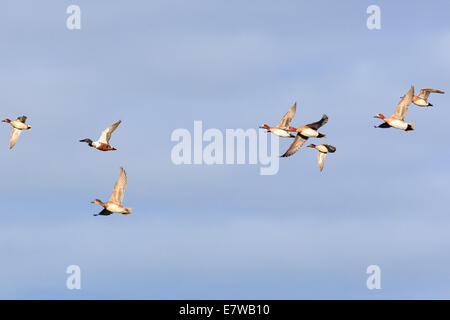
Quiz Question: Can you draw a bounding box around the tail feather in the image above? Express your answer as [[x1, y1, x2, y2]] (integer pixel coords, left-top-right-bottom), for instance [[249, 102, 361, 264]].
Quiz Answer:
[[406, 123, 415, 131], [317, 133, 326, 138], [122, 208, 133, 215]]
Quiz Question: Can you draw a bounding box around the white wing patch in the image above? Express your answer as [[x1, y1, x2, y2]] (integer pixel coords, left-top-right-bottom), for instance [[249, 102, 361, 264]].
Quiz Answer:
[[9, 128, 22, 149]]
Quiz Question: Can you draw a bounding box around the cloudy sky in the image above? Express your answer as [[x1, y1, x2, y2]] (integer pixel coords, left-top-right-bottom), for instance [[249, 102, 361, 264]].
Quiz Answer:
[[0, 0, 449, 299]]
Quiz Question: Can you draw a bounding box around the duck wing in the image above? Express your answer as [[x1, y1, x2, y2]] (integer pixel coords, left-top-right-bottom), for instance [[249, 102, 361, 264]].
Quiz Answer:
[[9, 128, 22, 149], [98, 120, 121, 144], [318, 152, 327, 172], [109, 167, 127, 205], [276, 102, 297, 129], [418, 88, 445, 99], [306, 114, 328, 130], [281, 133, 308, 157], [393, 86, 414, 120]]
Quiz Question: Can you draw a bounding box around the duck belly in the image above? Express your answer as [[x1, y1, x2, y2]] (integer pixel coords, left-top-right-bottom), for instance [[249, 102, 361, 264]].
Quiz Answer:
[[388, 119, 408, 130], [11, 121, 28, 130], [300, 128, 319, 137], [106, 203, 125, 213], [271, 128, 292, 137], [413, 99, 428, 106], [316, 145, 329, 153]]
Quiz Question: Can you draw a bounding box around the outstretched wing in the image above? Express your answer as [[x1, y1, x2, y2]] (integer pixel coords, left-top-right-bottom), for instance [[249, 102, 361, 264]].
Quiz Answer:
[[16, 116, 27, 123], [318, 152, 327, 172], [109, 167, 127, 205], [306, 114, 328, 130], [281, 134, 308, 157], [393, 86, 414, 120], [98, 120, 121, 144], [418, 88, 445, 100], [9, 128, 22, 149], [276, 102, 297, 129]]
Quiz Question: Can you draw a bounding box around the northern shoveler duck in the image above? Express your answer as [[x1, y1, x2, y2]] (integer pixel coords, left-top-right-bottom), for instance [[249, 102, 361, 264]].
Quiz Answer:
[[375, 86, 415, 131], [92, 167, 132, 216], [307, 144, 336, 172], [259, 102, 297, 138], [401, 88, 445, 107], [280, 114, 328, 157], [2, 116, 32, 149], [80, 120, 121, 151]]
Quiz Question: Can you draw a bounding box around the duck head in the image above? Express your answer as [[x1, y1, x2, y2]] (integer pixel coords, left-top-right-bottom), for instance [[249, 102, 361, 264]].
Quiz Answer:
[[91, 199, 105, 206], [80, 138, 93, 146], [307, 144, 316, 148], [2, 119, 11, 123], [374, 113, 385, 120], [259, 124, 270, 130]]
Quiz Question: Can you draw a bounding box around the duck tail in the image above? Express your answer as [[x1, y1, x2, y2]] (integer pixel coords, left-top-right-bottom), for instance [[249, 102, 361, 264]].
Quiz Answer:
[[317, 133, 326, 138], [428, 103, 433, 107], [406, 123, 415, 131], [123, 208, 133, 215]]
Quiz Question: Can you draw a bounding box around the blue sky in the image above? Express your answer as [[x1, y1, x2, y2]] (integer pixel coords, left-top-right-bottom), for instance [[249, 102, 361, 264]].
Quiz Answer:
[[0, 0, 449, 299]]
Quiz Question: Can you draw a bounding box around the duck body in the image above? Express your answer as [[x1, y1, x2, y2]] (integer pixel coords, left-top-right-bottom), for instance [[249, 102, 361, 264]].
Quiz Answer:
[[280, 114, 328, 158], [290, 125, 325, 138], [263, 126, 295, 138], [92, 200, 131, 215], [92, 167, 132, 216], [80, 120, 121, 151], [2, 116, 32, 149], [412, 96, 429, 107], [375, 86, 415, 132], [260, 102, 297, 138], [307, 143, 336, 172], [409, 88, 445, 107]]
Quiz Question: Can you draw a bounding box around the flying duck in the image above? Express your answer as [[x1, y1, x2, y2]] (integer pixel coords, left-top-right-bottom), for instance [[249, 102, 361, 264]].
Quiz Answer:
[[307, 144, 336, 172], [92, 167, 132, 216], [259, 102, 297, 138], [2, 116, 32, 149], [375, 86, 415, 131], [402, 88, 445, 107], [80, 120, 121, 151], [280, 114, 328, 157]]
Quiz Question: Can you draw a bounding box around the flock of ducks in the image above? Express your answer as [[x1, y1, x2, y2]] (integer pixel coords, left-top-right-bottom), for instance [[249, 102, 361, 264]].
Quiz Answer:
[[1, 118, 130, 216], [1, 85, 444, 215], [259, 102, 335, 171], [259, 86, 445, 171]]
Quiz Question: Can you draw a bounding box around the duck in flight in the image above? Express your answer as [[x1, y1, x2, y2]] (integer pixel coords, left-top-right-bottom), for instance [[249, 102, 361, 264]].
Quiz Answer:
[[402, 88, 445, 107], [2, 116, 32, 149], [92, 167, 132, 216], [375, 86, 415, 131], [280, 114, 328, 158], [80, 120, 121, 151], [307, 144, 336, 172], [259, 102, 297, 138]]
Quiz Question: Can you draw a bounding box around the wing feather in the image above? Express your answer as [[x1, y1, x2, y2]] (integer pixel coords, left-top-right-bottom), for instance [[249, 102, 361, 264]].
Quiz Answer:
[[9, 128, 21, 149], [393, 86, 414, 120], [281, 134, 307, 157], [306, 114, 328, 130], [98, 120, 121, 144], [418, 88, 445, 99], [318, 152, 327, 172], [109, 167, 127, 205], [276, 102, 297, 129]]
